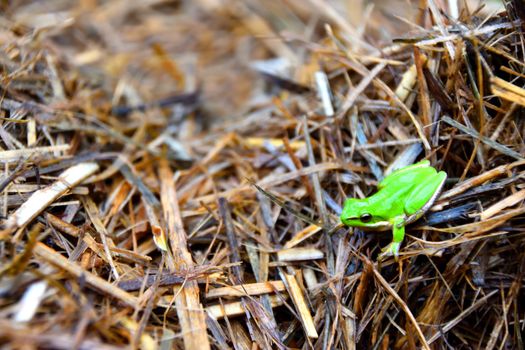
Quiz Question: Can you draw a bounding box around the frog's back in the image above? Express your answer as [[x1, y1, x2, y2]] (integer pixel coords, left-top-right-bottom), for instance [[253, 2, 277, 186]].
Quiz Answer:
[[366, 166, 439, 218], [378, 161, 436, 189], [366, 184, 414, 218], [380, 166, 437, 188]]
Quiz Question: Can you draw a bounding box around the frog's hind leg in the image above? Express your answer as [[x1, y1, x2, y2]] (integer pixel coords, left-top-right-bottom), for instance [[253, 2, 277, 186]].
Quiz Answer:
[[404, 171, 447, 224]]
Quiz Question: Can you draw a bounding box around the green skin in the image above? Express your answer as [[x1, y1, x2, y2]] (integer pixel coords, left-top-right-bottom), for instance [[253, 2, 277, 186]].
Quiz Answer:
[[340, 160, 447, 259]]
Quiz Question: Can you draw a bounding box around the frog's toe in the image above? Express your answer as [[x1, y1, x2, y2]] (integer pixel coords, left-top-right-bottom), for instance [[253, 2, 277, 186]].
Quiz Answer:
[[378, 242, 401, 261]]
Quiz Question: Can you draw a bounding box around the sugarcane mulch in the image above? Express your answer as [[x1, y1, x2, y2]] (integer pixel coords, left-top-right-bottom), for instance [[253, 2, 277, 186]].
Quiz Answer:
[[0, 1, 524, 349]]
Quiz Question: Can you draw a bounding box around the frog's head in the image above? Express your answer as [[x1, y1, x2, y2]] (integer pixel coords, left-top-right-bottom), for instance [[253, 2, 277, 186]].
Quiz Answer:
[[340, 198, 389, 230]]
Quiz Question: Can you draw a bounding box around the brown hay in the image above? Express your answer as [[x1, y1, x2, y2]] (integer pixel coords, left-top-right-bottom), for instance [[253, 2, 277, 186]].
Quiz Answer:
[[0, 1, 524, 349]]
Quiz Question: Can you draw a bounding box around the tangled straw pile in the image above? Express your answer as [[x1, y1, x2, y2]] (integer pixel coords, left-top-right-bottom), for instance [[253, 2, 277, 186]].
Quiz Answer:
[[0, 1, 524, 349]]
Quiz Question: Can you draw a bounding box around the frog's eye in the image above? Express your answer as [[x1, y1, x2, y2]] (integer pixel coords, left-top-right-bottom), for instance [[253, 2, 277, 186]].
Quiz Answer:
[[360, 213, 372, 223]]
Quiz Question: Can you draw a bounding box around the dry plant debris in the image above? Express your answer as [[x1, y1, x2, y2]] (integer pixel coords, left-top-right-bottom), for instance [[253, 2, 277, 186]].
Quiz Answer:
[[0, 0, 524, 349]]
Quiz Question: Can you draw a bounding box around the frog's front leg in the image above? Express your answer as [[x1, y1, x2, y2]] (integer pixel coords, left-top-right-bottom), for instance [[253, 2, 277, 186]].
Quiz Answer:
[[379, 216, 405, 260]]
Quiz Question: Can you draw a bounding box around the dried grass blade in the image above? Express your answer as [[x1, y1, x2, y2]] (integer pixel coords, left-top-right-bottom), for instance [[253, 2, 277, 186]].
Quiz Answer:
[[277, 247, 324, 261], [281, 271, 318, 339], [219, 197, 285, 346], [302, 117, 328, 226], [394, 61, 419, 102], [338, 62, 387, 116], [206, 281, 286, 299], [0, 144, 70, 162], [218, 197, 243, 282], [33, 242, 138, 307], [439, 159, 525, 200], [442, 116, 524, 161], [249, 180, 322, 227], [427, 290, 498, 344], [82, 197, 121, 280], [480, 189, 525, 220], [206, 294, 287, 320], [1, 162, 99, 236], [491, 76, 525, 100], [371, 261, 431, 350], [283, 224, 322, 249], [158, 160, 210, 350]]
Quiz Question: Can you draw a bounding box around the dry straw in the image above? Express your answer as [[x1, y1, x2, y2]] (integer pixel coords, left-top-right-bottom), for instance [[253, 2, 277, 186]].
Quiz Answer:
[[0, 1, 524, 349]]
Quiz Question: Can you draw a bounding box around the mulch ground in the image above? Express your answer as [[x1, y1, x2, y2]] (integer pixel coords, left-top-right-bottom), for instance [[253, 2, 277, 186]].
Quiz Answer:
[[0, 1, 524, 349]]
